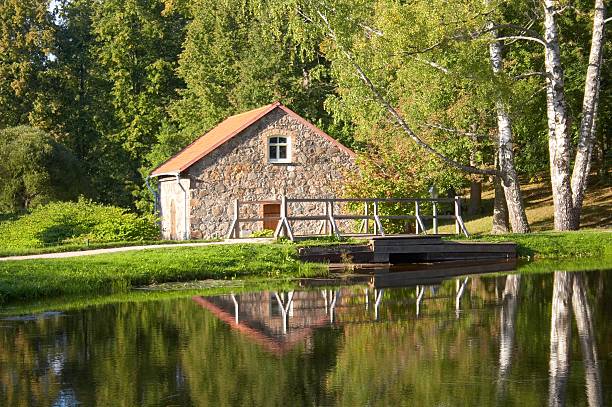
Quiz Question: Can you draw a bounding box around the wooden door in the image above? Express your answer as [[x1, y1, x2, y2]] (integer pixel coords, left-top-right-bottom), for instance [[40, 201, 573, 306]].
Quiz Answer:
[[262, 203, 281, 230]]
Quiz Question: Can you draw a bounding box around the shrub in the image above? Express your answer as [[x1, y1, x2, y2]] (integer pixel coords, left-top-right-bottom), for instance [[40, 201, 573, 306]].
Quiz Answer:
[[251, 229, 275, 238], [0, 126, 87, 212], [0, 199, 159, 248]]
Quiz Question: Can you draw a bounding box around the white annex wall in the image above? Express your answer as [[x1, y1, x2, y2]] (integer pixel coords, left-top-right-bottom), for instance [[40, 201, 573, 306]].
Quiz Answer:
[[159, 177, 191, 240]]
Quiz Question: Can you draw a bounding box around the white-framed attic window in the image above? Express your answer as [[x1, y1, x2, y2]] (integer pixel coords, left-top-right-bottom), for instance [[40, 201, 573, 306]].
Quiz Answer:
[[268, 136, 291, 163]]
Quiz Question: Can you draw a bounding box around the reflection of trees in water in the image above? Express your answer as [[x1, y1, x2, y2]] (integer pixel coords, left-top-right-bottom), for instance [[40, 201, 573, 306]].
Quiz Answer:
[[548, 271, 603, 407], [0, 319, 62, 405], [0, 272, 609, 406], [572, 273, 602, 407], [496, 274, 521, 401]]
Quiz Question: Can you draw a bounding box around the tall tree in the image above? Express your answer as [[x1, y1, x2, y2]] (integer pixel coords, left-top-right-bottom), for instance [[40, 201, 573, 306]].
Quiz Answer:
[[540, 0, 608, 230], [0, 0, 54, 127], [486, 4, 530, 233], [169, 0, 341, 147], [91, 0, 187, 207], [569, 0, 608, 229]]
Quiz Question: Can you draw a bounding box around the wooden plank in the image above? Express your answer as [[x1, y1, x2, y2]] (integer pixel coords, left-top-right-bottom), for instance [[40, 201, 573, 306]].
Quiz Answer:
[[373, 243, 515, 254], [370, 235, 442, 241], [371, 239, 445, 247]]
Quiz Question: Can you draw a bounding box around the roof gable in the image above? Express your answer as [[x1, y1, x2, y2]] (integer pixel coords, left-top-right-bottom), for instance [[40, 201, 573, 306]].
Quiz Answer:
[[150, 102, 354, 177]]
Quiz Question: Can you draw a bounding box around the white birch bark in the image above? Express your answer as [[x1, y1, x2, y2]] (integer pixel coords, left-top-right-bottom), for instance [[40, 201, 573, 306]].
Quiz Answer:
[[543, 0, 574, 230], [492, 174, 510, 234], [570, 0, 607, 229], [548, 271, 573, 407], [487, 19, 530, 233], [572, 273, 603, 407]]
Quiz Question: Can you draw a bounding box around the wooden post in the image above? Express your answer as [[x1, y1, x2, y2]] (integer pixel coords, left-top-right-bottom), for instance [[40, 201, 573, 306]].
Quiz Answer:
[[327, 199, 340, 238], [226, 199, 240, 239], [415, 201, 420, 234], [373, 200, 378, 235], [433, 201, 439, 235], [235, 199, 241, 238], [280, 195, 288, 238], [363, 201, 369, 234], [454, 196, 461, 235]]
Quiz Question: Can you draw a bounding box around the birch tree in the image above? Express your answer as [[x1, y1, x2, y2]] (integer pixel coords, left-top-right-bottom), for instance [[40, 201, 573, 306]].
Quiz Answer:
[[487, 6, 530, 233], [308, 0, 533, 232], [569, 0, 608, 229], [541, 0, 607, 230]]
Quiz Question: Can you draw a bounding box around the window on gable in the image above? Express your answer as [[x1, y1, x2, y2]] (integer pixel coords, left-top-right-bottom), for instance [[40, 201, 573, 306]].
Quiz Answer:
[[268, 136, 290, 163]]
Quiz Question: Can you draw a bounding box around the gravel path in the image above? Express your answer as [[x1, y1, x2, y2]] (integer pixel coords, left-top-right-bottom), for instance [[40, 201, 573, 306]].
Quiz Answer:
[[0, 238, 274, 262]]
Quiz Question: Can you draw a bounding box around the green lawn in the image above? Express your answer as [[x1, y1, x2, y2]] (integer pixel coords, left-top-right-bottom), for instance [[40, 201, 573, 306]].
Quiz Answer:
[[0, 244, 326, 304], [456, 230, 612, 259], [436, 180, 611, 234]]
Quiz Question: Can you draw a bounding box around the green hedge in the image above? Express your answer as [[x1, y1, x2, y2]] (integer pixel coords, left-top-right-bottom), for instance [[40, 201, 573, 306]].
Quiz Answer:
[[0, 199, 159, 249]]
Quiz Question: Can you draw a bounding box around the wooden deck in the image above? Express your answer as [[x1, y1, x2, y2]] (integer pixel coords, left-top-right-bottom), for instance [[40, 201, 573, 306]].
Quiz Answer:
[[298, 235, 516, 264]]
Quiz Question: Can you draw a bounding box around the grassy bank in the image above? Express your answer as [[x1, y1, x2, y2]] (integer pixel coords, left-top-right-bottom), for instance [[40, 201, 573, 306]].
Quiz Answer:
[[462, 230, 612, 259], [0, 244, 326, 304], [1, 230, 609, 306], [438, 179, 611, 234]]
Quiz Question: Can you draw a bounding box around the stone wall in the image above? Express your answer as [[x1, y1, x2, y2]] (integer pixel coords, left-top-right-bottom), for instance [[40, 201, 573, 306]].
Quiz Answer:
[[186, 108, 357, 239]]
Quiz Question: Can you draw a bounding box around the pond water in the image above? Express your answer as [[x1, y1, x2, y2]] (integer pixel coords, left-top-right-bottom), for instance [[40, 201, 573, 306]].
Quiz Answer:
[[1, 268, 610, 406]]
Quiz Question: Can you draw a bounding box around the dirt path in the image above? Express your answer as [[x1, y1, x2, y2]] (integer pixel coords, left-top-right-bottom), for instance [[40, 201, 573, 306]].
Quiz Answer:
[[0, 238, 274, 262]]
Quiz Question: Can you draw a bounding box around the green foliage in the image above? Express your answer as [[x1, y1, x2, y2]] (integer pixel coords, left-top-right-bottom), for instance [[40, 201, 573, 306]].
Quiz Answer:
[[0, 126, 86, 212], [169, 0, 345, 143], [0, 199, 159, 249], [0, 0, 609, 223], [0, 244, 326, 303], [0, 0, 54, 127], [250, 229, 275, 238]]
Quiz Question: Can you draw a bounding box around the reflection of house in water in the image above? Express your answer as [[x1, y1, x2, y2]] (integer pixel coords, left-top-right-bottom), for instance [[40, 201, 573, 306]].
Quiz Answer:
[[193, 286, 421, 355], [193, 291, 332, 355], [193, 264, 518, 355]]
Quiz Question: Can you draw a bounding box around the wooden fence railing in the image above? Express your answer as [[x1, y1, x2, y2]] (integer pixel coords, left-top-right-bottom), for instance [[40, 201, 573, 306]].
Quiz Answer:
[[226, 196, 469, 241]]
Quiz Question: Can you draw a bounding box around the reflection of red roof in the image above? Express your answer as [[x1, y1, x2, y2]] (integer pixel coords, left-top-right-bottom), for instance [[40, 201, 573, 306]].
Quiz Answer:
[[192, 296, 328, 356], [151, 102, 355, 176]]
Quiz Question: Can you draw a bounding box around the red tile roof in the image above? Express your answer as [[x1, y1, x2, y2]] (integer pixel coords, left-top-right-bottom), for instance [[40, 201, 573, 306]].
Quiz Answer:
[[150, 102, 355, 177]]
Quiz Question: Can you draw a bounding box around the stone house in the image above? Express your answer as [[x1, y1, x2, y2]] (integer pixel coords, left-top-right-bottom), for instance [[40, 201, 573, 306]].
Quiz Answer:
[[150, 102, 357, 240]]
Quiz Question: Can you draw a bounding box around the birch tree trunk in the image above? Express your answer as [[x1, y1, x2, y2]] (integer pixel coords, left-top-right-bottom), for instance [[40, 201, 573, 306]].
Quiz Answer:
[[570, 0, 607, 229], [572, 273, 602, 407], [543, 0, 574, 231], [488, 22, 530, 233], [548, 271, 573, 407], [492, 174, 510, 234]]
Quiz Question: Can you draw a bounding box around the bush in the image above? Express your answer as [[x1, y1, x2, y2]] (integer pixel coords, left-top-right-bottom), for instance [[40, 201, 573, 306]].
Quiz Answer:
[[0, 126, 87, 212], [251, 229, 275, 238], [0, 199, 159, 249]]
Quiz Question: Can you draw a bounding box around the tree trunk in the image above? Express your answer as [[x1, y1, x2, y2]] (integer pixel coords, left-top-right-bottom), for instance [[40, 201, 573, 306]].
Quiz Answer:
[[488, 24, 530, 233], [469, 181, 482, 215], [492, 174, 510, 234], [572, 273, 602, 407], [570, 0, 607, 229], [548, 271, 573, 407], [543, 0, 574, 231], [468, 133, 482, 215]]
